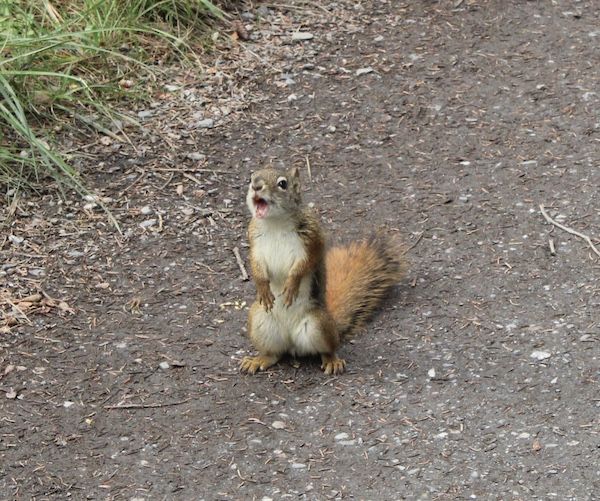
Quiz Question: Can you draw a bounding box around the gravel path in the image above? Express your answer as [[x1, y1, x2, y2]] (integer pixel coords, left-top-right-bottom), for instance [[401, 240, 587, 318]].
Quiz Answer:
[[1, 1, 599, 499]]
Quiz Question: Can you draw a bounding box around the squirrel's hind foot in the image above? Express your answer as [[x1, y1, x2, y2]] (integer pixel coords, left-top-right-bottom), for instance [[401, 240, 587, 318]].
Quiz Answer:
[[240, 354, 279, 374], [321, 353, 346, 375]]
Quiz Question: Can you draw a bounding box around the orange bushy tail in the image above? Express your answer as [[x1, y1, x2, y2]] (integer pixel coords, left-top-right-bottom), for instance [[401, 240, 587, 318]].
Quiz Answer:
[[325, 233, 406, 337]]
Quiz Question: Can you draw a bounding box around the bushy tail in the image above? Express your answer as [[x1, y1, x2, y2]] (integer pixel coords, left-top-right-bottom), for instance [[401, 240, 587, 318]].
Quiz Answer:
[[325, 232, 406, 337]]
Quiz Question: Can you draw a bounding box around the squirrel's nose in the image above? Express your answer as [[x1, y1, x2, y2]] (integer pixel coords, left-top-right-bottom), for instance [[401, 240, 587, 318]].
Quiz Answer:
[[252, 180, 264, 192]]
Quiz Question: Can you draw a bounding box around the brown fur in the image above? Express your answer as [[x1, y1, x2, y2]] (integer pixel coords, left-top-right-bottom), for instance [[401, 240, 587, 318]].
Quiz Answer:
[[325, 233, 406, 336]]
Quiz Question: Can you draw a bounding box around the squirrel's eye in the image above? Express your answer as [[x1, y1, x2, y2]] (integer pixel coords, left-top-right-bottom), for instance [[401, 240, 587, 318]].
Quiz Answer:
[[277, 179, 288, 190]]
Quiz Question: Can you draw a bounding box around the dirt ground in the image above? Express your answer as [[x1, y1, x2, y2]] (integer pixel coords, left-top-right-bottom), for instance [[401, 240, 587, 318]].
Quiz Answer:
[[1, 0, 599, 499]]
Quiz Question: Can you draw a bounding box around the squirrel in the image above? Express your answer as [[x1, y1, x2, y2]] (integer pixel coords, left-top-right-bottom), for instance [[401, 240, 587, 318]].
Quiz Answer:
[[240, 166, 406, 375]]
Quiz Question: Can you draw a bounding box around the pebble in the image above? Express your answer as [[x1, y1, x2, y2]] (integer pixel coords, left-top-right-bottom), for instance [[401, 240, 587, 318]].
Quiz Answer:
[[139, 219, 156, 229], [355, 67, 374, 76], [530, 350, 551, 360], [197, 118, 214, 128], [8, 235, 24, 245], [334, 432, 349, 441], [164, 84, 179, 92], [256, 5, 270, 17], [187, 152, 206, 161], [159, 361, 170, 370], [291, 462, 306, 469], [63, 401, 75, 408], [137, 110, 153, 119], [292, 32, 314, 41], [271, 421, 286, 430], [140, 205, 153, 215], [428, 368, 436, 378]]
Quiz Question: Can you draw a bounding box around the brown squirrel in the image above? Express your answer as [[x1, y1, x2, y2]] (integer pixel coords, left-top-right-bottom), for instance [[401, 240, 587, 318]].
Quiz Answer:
[[240, 167, 406, 375]]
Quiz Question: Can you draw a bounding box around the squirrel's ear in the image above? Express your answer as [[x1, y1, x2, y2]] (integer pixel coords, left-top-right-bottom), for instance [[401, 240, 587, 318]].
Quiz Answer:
[[289, 166, 300, 179]]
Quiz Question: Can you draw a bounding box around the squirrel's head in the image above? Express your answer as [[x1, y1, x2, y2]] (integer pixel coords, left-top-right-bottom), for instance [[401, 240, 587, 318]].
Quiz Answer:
[[246, 167, 302, 220]]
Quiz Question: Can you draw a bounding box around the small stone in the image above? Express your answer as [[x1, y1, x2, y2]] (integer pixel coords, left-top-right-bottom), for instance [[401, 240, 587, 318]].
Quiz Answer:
[[159, 361, 170, 370], [271, 421, 286, 429], [187, 152, 206, 161], [137, 110, 153, 119], [63, 401, 75, 408], [197, 118, 214, 128], [164, 84, 179, 92], [428, 368, 436, 378], [356, 67, 374, 76], [334, 432, 349, 441], [530, 350, 551, 360], [292, 32, 314, 41], [140, 206, 153, 215], [8, 235, 24, 245], [291, 462, 306, 469], [139, 219, 157, 229]]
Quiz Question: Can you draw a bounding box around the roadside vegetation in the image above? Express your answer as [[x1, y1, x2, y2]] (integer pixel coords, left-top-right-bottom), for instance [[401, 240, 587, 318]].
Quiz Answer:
[[0, 0, 222, 198]]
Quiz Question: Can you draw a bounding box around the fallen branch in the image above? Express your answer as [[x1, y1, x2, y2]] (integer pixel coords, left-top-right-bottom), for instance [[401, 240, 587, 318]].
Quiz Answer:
[[539, 204, 600, 258]]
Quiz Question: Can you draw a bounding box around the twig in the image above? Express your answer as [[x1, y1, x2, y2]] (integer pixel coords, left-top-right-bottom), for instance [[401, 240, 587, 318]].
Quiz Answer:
[[4, 298, 33, 325], [183, 172, 204, 187], [105, 398, 191, 410], [540, 204, 600, 258], [153, 167, 234, 174], [305, 155, 312, 181], [233, 247, 249, 281], [406, 231, 424, 252]]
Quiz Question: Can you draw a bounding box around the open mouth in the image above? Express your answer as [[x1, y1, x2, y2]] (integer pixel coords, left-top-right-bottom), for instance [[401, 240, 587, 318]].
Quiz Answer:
[[253, 196, 269, 219]]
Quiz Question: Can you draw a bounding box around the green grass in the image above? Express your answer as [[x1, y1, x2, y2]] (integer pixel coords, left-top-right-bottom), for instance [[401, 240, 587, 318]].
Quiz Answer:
[[0, 0, 223, 201]]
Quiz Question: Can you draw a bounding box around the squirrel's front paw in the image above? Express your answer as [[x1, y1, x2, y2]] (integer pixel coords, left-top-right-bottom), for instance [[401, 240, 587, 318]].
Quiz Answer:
[[257, 282, 275, 311], [282, 278, 300, 307]]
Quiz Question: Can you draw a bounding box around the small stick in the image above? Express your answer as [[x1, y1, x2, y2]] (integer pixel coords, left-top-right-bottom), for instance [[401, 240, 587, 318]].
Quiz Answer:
[[548, 239, 556, 256], [5, 298, 33, 325], [105, 398, 191, 410], [406, 231, 424, 252], [153, 167, 233, 174], [233, 247, 249, 281], [540, 204, 600, 258], [305, 155, 312, 181], [183, 172, 204, 187]]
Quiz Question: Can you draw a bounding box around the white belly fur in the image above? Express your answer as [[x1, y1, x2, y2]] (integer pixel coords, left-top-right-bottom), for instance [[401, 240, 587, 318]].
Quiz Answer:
[[253, 220, 321, 356]]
